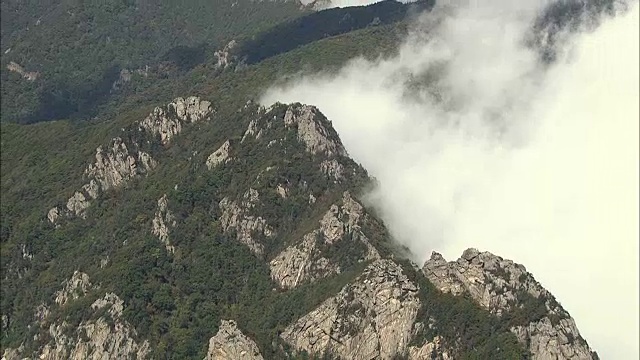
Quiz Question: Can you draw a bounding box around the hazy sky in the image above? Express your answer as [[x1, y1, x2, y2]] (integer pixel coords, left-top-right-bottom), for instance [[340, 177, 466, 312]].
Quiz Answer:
[[262, 0, 639, 358]]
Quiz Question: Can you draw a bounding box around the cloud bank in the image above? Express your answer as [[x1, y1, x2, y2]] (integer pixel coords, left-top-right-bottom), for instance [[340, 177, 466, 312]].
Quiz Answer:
[[261, 0, 639, 358]]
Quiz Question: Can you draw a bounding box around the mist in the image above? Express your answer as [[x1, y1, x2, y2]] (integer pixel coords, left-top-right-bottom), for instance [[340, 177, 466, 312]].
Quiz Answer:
[[261, 0, 639, 358]]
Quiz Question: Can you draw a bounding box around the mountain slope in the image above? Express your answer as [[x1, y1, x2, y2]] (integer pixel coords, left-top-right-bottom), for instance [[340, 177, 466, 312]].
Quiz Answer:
[[1, 94, 597, 359], [0, 1, 611, 358]]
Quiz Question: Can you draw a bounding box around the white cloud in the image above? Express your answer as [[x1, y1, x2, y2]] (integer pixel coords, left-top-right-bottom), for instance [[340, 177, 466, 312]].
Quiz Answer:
[[261, 1, 639, 358]]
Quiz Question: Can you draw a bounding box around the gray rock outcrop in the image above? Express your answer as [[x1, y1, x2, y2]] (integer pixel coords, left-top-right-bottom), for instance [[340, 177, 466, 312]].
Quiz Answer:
[[54, 271, 93, 306], [213, 40, 238, 70], [152, 194, 176, 253], [407, 336, 452, 360], [3, 276, 148, 360], [320, 159, 345, 181], [47, 96, 211, 225], [38, 293, 150, 360], [219, 188, 275, 255], [85, 137, 156, 193], [138, 96, 212, 145], [281, 259, 420, 359], [422, 249, 596, 360], [206, 140, 232, 170], [204, 320, 263, 360], [269, 192, 379, 289]]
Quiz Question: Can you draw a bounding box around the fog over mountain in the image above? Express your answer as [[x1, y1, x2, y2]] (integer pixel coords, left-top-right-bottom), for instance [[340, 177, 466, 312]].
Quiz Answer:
[[262, 0, 640, 358]]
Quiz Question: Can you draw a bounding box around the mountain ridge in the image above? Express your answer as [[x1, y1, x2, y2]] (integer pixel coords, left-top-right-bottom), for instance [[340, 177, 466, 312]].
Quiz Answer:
[[1, 96, 597, 359]]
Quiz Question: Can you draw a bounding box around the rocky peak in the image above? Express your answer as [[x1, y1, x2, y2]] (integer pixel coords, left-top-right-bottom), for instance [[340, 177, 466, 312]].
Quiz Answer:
[[86, 137, 156, 192], [423, 249, 597, 360], [281, 259, 420, 359], [283, 104, 347, 157], [423, 248, 546, 313], [204, 320, 263, 360], [37, 293, 150, 360]]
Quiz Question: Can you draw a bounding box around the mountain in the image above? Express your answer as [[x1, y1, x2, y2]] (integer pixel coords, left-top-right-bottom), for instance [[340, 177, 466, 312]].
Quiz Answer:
[[1, 97, 598, 359], [0, 0, 606, 359]]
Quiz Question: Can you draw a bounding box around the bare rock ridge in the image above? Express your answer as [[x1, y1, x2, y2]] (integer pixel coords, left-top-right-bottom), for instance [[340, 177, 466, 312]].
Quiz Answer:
[[204, 320, 264, 360], [423, 248, 597, 360], [269, 191, 380, 289], [281, 259, 420, 359], [47, 96, 212, 225], [2, 274, 149, 360]]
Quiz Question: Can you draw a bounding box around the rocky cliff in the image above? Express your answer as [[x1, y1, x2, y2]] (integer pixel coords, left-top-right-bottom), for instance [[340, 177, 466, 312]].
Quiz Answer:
[[281, 259, 420, 359], [423, 249, 597, 360]]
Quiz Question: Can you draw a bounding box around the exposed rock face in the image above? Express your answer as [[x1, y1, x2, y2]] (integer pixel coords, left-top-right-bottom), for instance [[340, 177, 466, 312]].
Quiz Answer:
[[138, 96, 212, 145], [269, 232, 339, 289], [2, 345, 24, 360], [6, 61, 39, 81], [39, 293, 150, 360], [511, 317, 594, 360], [408, 336, 451, 360], [219, 188, 275, 255], [65, 192, 91, 219], [85, 137, 156, 193], [241, 119, 261, 142], [3, 275, 148, 360], [54, 271, 93, 306], [276, 184, 289, 198], [320, 159, 344, 181], [207, 140, 232, 170], [283, 104, 347, 157], [269, 192, 379, 289], [214, 40, 238, 69], [152, 194, 176, 253], [204, 320, 263, 360], [423, 249, 596, 360], [47, 96, 211, 225], [47, 207, 60, 224], [281, 259, 420, 359], [424, 249, 541, 313]]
